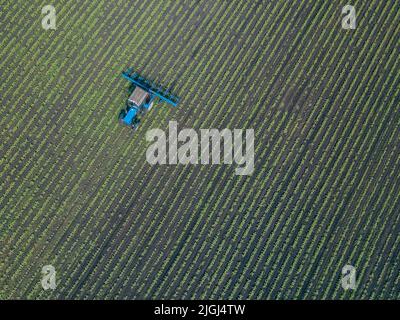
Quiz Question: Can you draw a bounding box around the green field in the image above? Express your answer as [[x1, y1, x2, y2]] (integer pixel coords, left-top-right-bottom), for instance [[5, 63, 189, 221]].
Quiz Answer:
[[0, 0, 399, 299]]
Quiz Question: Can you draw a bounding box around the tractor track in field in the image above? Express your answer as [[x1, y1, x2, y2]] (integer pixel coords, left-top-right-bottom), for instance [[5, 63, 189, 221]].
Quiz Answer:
[[72, 0, 253, 296]]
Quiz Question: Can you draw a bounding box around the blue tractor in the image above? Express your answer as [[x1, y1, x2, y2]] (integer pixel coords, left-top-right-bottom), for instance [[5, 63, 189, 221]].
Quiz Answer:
[[119, 68, 180, 130]]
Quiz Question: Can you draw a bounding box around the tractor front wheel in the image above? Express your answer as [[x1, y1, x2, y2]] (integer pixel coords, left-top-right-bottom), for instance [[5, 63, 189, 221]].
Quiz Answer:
[[118, 109, 126, 120]]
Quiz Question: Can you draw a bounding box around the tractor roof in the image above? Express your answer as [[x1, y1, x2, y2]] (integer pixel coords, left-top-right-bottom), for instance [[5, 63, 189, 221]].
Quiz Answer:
[[128, 86, 149, 106]]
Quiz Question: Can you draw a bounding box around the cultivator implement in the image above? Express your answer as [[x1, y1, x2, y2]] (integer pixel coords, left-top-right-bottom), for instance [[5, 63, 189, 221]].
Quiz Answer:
[[122, 68, 180, 107]]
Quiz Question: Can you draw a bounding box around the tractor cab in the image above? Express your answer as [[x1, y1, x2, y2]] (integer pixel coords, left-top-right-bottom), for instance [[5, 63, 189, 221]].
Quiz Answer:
[[119, 86, 154, 130]]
